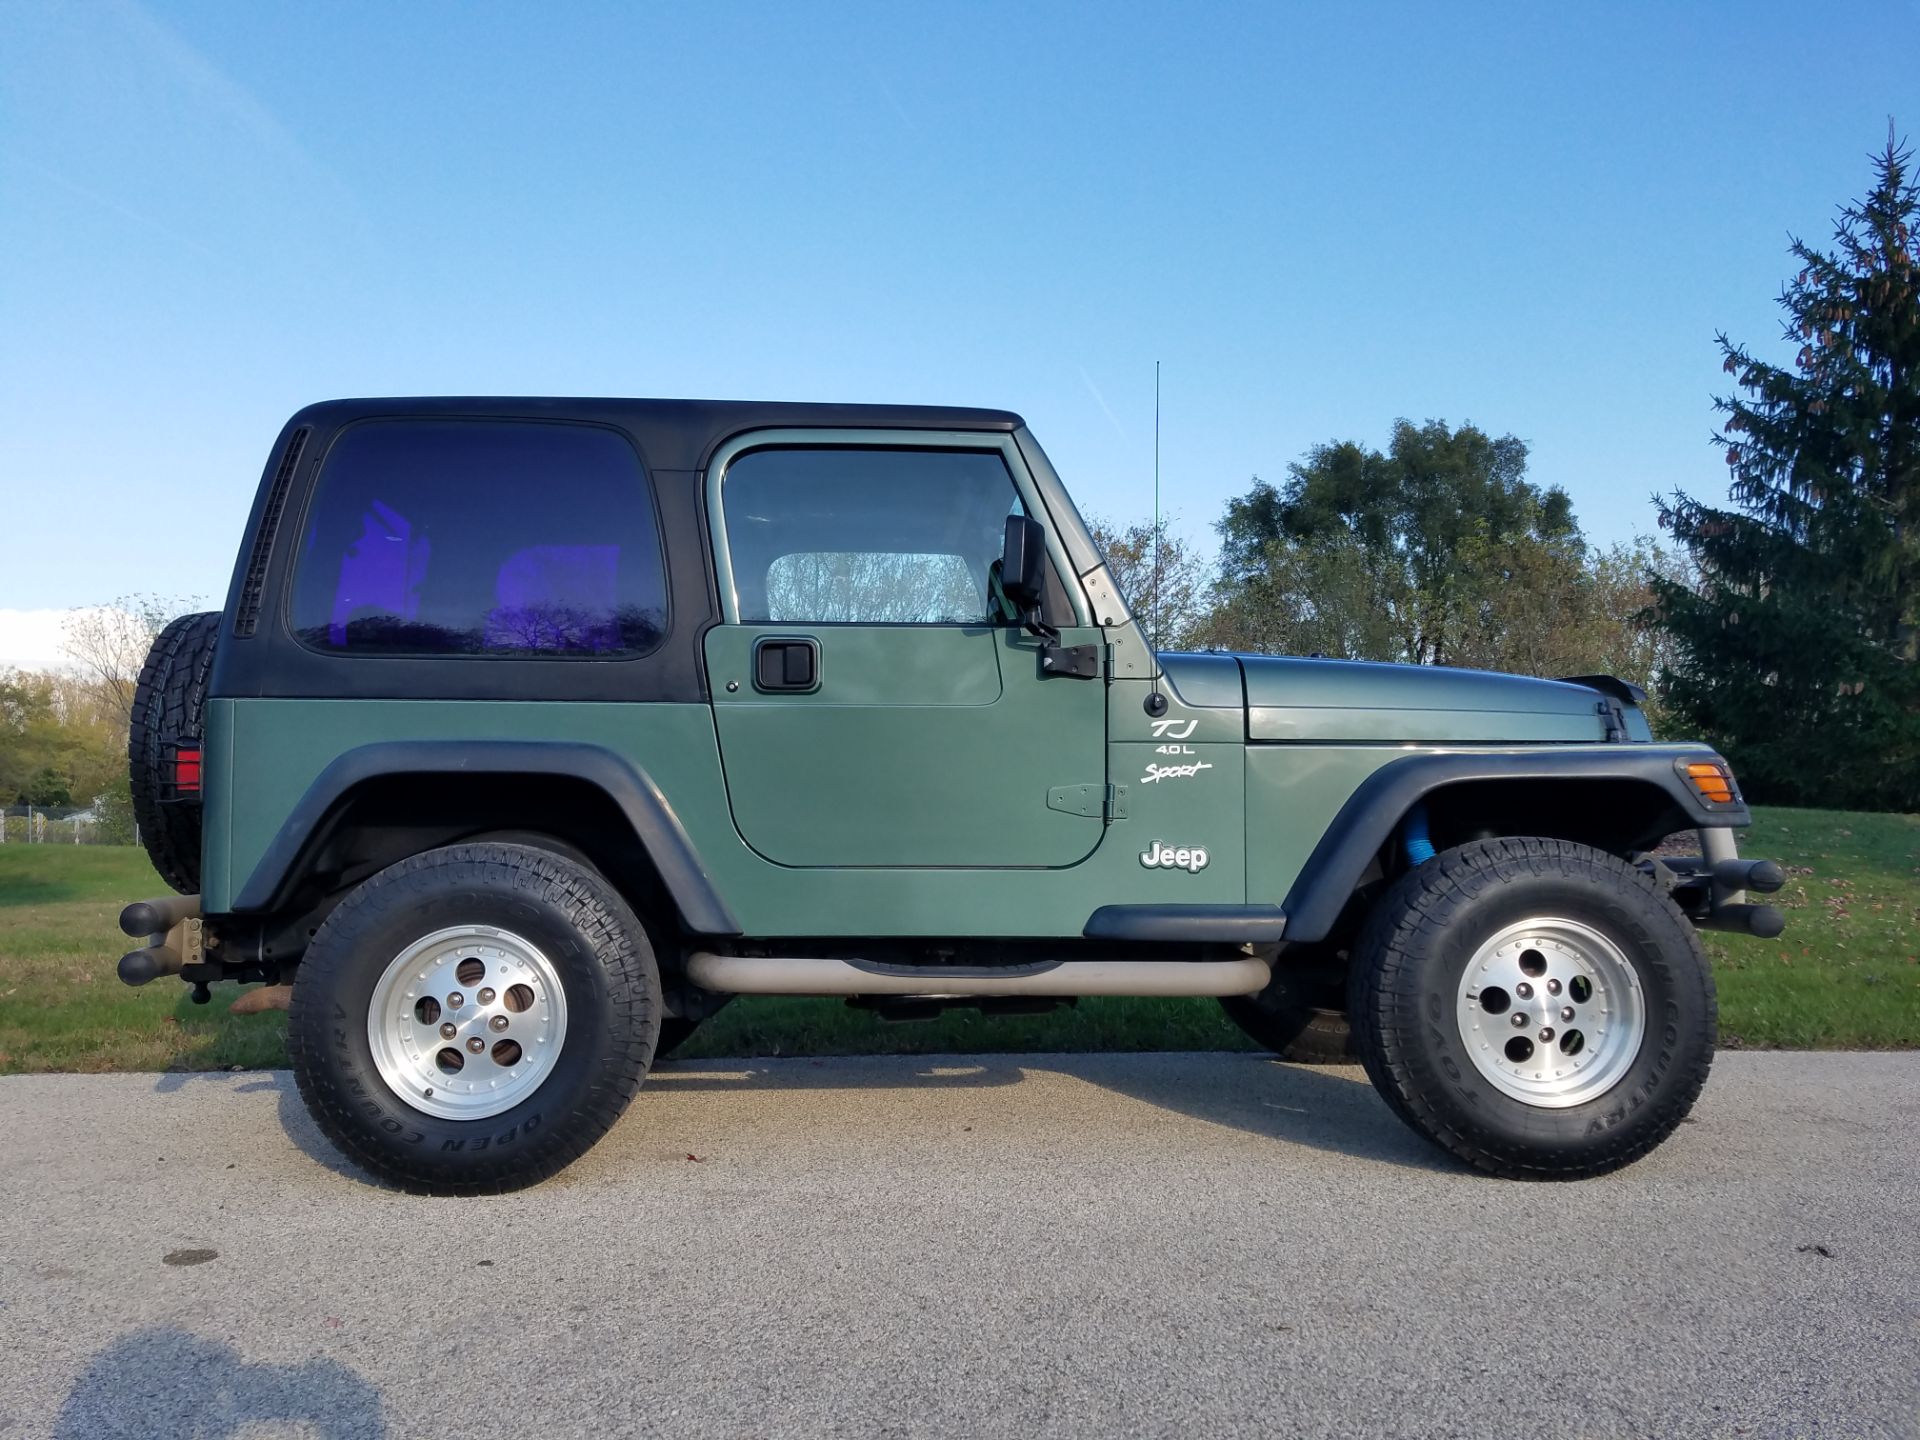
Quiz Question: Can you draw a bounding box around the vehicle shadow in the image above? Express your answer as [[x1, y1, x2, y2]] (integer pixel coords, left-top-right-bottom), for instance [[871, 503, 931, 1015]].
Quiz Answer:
[[252, 1053, 1457, 1189], [144, 1070, 371, 1183], [150, 1069, 283, 1096], [647, 1050, 1458, 1174], [54, 1326, 385, 1439]]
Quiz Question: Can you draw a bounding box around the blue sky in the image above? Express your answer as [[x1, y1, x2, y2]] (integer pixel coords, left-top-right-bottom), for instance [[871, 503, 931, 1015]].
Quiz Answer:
[[2, 0, 1916, 625]]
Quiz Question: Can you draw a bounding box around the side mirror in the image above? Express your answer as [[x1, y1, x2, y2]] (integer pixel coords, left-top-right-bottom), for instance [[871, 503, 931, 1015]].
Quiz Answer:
[[1000, 514, 1047, 613]]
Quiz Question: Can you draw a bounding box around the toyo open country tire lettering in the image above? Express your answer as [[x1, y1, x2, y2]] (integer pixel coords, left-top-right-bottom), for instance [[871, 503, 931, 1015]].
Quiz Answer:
[[287, 843, 662, 1195], [1346, 837, 1715, 1179], [128, 611, 219, 895]]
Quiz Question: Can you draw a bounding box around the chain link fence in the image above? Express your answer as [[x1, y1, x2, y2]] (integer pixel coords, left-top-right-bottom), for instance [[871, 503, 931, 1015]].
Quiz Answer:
[[0, 803, 132, 846]]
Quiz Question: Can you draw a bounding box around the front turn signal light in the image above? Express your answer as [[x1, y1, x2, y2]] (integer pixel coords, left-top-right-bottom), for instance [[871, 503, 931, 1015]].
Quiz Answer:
[[1681, 759, 1738, 806]]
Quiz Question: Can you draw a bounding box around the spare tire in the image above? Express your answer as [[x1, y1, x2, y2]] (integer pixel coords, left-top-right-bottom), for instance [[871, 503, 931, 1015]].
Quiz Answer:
[[128, 611, 220, 895]]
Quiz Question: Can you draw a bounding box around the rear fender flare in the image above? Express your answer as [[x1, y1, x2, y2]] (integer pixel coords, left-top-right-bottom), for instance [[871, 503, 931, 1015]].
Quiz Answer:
[[229, 740, 741, 935]]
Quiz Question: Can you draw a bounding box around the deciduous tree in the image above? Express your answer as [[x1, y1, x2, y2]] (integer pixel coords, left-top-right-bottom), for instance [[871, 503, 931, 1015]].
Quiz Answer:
[[1205, 420, 1581, 667], [1087, 514, 1209, 650]]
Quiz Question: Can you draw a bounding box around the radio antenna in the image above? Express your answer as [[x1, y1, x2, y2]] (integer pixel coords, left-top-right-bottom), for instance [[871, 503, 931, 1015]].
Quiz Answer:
[[1150, 359, 1163, 703]]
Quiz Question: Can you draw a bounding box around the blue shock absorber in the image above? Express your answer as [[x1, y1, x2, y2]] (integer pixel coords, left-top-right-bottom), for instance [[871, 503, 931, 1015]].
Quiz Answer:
[[1403, 804, 1436, 865]]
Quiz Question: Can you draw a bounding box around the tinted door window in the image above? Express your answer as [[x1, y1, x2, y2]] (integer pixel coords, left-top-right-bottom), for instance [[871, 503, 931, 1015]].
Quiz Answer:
[[723, 447, 1027, 624], [292, 420, 667, 656]]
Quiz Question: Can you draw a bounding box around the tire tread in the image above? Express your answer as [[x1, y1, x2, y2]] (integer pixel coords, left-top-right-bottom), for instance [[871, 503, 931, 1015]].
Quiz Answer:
[[127, 611, 219, 895]]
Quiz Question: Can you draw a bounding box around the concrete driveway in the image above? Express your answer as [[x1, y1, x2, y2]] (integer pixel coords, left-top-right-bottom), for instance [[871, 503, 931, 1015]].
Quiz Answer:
[[2, 1051, 1915, 1439]]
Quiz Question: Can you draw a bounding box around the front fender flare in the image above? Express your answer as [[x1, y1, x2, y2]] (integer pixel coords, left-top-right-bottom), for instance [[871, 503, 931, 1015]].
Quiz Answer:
[[1279, 746, 1748, 943]]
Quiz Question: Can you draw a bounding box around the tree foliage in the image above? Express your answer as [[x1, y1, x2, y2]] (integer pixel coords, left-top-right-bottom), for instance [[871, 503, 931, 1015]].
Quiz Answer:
[[1085, 514, 1210, 650], [1653, 135, 1920, 809], [0, 669, 125, 809], [1199, 420, 1623, 676], [62, 594, 190, 726], [2, 597, 196, 837]]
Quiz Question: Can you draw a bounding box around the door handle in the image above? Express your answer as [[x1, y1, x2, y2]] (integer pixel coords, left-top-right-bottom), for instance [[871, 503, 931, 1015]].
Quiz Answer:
[[752, 636, 820, 693]]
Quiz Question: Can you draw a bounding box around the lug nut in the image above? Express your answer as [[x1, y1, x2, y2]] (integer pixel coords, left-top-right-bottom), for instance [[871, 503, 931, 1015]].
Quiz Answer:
[[439, 1022, 457, 1040], [448, 992, 465, 1009], [1561, 1006, 1575, 1022], [478, 987, 496, 1005], [466, 1037, 485, 1054], [489, 1015, 509, 1032], [1515, 981, 1534, 1000], [1510, 1012, 1529, 1028], [1547, 978, 1563, 995], [1539, 1027, 1555, 1042]]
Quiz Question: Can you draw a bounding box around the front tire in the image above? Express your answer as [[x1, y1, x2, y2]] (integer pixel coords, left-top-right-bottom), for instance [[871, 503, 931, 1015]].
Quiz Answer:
[[1348, 837, 1715, 1179], [288, 843, 661, 1194]]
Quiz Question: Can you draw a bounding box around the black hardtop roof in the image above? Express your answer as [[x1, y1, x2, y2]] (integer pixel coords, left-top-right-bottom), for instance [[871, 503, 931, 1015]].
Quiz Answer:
[[285, 396, 1026, 471]]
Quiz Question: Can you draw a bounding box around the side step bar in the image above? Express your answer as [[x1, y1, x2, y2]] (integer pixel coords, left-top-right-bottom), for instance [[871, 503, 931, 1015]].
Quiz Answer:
[[685, 952, 1273, 999], [1083, 904, 1286, 943]]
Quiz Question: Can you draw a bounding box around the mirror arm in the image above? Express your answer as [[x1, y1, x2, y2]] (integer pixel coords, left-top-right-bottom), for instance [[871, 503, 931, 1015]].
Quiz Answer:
[[1022, 606, 1061, 645]]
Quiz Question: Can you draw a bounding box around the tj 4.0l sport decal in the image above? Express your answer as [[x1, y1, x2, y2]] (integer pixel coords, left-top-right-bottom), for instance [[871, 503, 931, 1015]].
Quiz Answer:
[[1142, 717, 1212, 785]]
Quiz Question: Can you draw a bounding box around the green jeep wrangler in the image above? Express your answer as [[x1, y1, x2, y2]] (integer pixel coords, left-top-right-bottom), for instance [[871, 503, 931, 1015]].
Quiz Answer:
[[116, 398, 1784, 1194]]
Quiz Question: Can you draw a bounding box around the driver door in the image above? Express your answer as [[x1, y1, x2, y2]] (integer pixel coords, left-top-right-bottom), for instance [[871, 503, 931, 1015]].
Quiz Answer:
[[704, 436, 1108, 870]]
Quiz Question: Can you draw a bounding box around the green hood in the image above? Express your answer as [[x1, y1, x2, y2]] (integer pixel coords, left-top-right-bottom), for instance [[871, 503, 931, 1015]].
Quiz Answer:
[[1161, 653, 1644, 744]]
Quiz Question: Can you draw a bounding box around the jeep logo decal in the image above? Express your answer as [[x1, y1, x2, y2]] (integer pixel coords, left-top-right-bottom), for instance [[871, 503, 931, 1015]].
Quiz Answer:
[[1140, 841, 1209, 873]]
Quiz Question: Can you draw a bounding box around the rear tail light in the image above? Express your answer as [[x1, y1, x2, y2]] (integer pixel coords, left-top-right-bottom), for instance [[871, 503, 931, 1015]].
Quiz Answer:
[[162, 744, 202, 800]]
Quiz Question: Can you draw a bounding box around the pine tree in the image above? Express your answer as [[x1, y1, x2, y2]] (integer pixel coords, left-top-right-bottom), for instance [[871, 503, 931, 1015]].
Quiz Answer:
[[1653, 132, 1920, 810]]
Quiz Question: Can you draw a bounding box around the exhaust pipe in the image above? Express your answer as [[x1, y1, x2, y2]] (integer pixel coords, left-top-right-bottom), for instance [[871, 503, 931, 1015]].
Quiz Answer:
[[686, 952, 1273, 999]]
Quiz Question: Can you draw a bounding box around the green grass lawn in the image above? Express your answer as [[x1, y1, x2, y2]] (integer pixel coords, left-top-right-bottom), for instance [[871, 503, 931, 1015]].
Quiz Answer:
[[0, 845, 288, 1073], [1, 806, 1914, 1074], [1700, 807, 1920, 1048]]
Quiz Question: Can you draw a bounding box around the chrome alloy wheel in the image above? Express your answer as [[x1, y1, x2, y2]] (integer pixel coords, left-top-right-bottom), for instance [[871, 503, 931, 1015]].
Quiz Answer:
[[1455, 917, 1646, 1108], [367, 925, 569, 1121]]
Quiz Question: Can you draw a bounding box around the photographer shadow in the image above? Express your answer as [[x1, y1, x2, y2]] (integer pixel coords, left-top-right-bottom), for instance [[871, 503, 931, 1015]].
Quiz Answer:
[[55, 1327, 385, 1439]]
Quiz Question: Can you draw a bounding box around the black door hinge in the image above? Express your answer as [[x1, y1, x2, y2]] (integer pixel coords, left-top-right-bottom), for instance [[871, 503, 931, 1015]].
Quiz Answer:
[[1040, 642, 1101, 678]]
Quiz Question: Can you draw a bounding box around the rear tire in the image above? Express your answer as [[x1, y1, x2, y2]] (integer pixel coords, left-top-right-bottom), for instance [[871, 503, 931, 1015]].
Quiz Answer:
[[288, 843, 661, 1194], [1348, 837, 1715, 1179], [128, 611, 219, 894]]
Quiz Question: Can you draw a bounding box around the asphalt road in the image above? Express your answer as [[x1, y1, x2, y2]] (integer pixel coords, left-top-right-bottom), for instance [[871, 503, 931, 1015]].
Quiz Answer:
[[1, 1051, 1915, 1440]]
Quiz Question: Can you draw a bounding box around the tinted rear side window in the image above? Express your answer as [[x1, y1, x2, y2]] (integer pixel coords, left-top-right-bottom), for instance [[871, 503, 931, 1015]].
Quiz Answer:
[[291, 420, 667, 656]]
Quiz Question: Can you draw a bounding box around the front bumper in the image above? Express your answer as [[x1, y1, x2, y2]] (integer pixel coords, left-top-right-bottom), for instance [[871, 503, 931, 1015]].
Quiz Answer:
[[1651, 829, 1788, 939]]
